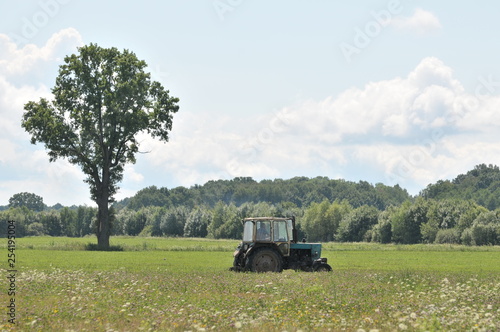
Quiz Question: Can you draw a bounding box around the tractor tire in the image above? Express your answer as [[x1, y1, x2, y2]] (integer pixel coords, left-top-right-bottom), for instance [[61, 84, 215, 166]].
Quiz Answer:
[[247, 248, 283, 272], [313, 263, 332, 272]]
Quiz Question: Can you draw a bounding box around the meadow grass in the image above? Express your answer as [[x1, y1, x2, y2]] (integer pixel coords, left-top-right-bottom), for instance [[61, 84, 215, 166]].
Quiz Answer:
[[1, 237, 499, 331], [12, 236, 240, 252]]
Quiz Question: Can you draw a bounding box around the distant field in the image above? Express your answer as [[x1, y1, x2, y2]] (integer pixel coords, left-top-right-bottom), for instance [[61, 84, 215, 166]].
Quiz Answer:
[[1, 237, 499, 331]]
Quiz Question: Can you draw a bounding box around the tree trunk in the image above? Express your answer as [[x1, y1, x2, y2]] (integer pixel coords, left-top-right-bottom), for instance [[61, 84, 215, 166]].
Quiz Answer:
[[96, 169, 111, 249], [97, 198, 110, 249]]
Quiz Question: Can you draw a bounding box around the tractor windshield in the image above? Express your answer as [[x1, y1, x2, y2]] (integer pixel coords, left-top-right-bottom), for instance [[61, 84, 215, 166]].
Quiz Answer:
[[243, 220, 254, 242], [256, 221, 271, 241]]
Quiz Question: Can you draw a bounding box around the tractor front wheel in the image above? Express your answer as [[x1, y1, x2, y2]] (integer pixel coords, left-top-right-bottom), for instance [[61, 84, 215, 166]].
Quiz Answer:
[[247, 248, 283, 272], [313, 263, 332, 272]]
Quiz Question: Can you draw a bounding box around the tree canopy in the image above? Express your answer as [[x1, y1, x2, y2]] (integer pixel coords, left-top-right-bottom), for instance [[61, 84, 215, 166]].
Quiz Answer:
[[21, 44, 179, 248], [8, 192, 45, 212], [421, 164, 500, 210]]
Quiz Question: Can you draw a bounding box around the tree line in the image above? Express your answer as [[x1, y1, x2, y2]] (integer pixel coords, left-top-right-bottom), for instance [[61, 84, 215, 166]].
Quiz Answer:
[[1, 165, 499, 245], [119, 176, 411, 210]]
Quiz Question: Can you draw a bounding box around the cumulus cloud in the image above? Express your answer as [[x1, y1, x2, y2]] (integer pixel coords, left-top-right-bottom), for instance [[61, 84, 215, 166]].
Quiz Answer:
[[391, 8, 442, 35], [2, 27, 499, 205], [147, 56, 500, 195], [0, 28, 83, 78], [0, 28, 86, 206]]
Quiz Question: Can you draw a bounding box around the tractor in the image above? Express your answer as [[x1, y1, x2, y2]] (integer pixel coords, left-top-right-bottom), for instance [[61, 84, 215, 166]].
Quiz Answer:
[[230, 217, 332, 272]]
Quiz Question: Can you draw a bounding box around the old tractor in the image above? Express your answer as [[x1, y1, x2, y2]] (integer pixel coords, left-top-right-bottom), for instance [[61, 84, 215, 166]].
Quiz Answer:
[[230, 217, 332, 272]]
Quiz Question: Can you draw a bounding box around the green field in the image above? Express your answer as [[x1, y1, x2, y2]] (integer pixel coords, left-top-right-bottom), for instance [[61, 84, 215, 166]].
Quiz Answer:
[[1, 237, 499, 331]]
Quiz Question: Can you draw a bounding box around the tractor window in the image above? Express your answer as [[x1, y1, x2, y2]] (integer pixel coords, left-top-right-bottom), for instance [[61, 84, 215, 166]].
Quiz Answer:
[[256, 221, 271, 241], [273, 220, 289, 242], [286, 219, 294, 242], [243, 221, 254, 242]]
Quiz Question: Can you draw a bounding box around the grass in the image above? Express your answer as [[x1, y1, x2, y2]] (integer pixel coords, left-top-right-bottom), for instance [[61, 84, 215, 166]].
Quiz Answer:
[[1, 236, 499, 331], [12, 236, 239, 252]]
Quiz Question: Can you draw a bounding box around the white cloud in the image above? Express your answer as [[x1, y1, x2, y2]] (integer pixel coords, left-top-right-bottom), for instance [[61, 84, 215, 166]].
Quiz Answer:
[[141, 56, 500, 195], [123, 164, 144, 183], [2, 27, 499, 205], [0, 28, 83, 78], [0, 28, 86, 206], [391, 8, 442, 35]]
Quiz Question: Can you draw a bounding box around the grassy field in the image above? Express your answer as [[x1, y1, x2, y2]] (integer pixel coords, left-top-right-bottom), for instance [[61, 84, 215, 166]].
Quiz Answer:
[[1, 237, 499, 331]]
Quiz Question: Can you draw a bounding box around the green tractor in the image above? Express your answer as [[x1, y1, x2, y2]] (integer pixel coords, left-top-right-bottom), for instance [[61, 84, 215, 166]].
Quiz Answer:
[[230, 217, 332, 272]]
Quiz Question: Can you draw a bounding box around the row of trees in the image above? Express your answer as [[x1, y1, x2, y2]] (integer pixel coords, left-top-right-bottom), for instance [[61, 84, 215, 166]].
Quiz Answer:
[[302, 198, 500, 246], [421, 164, 500, 210], [2, 197, 499, 246], [2, 165, 500, 245], [119, 177, 411, 211], [0, 177, 412, 214], [0, 206, 96, 238]]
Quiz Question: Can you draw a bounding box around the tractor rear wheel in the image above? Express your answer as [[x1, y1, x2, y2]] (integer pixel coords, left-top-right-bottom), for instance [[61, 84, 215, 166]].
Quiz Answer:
[[247, 248, 283, 272]]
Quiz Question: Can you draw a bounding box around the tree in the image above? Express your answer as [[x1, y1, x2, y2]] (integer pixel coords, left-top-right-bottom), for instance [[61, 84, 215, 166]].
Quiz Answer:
[[75, 205, 96, 237], [301, 199, 352, 242], [336, 205, 379, 242], [371, 206, 395, 243], [160, 207, 187, 236], [392, 199, 429, 244], [207, 201, 226, 239], [22, 44, 179, 249], [40, 210, 62, 236], [183, 207, 210, 238], [8, 192, 45, 212], [127, 186, 170, 210]]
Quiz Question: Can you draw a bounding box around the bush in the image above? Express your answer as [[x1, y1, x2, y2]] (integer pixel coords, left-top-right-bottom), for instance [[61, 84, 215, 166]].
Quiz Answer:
[[434, 228, 461, 244], [371, 218, 392, 244], [471, 223, 498, 246], [138, 225, 153, 237], [84, 243, 124, 251], [27, 222, 46, 236], [461, 228, 474, 245]]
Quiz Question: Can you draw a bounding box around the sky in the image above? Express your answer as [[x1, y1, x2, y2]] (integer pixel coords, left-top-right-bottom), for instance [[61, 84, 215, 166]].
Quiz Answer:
[[2, 1, 500, 206]]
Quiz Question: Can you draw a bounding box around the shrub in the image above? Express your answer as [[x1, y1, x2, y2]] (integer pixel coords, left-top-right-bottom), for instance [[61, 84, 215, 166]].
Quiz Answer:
[[84, 243, 124, 251], [461, 228, 474, 245], [138, 225, 153, 237], [434, 228, 461, 244], [27, 222, 46, 236], [471, 223, 498, 246]]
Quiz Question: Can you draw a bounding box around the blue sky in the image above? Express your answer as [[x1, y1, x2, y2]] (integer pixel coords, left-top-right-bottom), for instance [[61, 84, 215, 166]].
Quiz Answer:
[[2, 0, 500, 206]]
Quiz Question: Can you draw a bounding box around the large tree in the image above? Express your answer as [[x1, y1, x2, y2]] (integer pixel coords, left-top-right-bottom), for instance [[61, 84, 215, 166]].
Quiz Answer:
[[8, 192, 45, 212], [22, 44, 179, 248]]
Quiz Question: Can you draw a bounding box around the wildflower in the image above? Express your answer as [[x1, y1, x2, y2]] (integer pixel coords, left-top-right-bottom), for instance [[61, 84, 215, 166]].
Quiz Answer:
[[234, 322, 242, 329], [398, 323, 407, 330]]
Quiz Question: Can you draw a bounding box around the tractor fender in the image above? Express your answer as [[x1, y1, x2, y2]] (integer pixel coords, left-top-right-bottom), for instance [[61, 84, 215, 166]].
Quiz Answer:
[[244, 243, 280, 260], [312, 258, 332, 272]]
